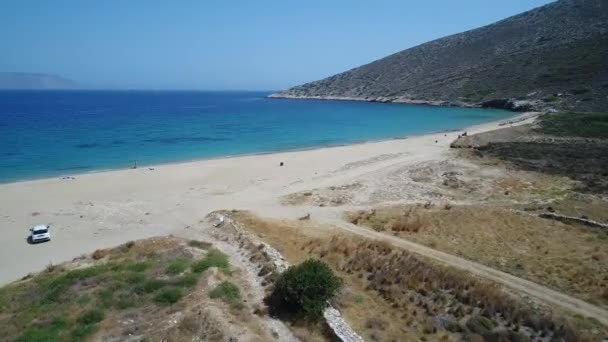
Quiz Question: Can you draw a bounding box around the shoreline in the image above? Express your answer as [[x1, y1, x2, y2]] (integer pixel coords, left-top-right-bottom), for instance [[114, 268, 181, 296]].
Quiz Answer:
[[1, 113, 521, 186], [0, 111, 537, 285], [267, 93, 546, 112], [267, 93, 481, 108]]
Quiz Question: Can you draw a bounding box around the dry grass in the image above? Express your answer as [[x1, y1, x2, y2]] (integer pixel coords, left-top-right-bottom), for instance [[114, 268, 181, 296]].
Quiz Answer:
[[346, 205, 608, 307], [448, 147, 577, 206], [229, 212, 605, 341], [531, 195, 608, 224]]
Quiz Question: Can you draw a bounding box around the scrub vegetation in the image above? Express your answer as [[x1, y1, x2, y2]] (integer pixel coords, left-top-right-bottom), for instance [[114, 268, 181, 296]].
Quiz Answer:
[[538, 112, 608, 138], [229, 211, 607, 341], [0, 238, 234, 341]]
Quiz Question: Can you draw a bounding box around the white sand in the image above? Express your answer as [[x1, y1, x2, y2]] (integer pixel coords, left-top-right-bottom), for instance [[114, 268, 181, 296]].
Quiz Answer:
[[0, 114, 535, 285]]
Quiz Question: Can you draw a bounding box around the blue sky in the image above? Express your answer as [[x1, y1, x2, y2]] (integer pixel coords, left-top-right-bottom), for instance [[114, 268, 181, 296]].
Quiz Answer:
[[1, 0, 554, 90]]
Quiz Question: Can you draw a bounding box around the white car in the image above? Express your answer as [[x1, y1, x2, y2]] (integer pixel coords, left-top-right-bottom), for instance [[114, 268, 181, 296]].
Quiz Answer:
[[30, 225, 51, 243]]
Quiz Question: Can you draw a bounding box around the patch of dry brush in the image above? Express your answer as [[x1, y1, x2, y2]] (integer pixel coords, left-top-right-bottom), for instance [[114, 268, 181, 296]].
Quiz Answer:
[[347, 205, 608, 307], [230, 212, 605, 341], [305, 235, 586, 341]]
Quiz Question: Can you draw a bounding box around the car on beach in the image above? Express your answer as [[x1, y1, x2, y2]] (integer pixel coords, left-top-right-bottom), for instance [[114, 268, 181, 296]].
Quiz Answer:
[[30, 225, 51, 243]]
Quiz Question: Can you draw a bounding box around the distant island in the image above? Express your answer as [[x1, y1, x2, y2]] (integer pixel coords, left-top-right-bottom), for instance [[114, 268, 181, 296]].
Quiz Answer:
[[0, 72, 79, 90], [271, 0, 608, 112]]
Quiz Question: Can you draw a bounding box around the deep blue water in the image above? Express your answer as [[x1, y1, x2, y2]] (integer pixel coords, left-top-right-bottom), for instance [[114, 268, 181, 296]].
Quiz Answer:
[[0, 90, 511, 183]]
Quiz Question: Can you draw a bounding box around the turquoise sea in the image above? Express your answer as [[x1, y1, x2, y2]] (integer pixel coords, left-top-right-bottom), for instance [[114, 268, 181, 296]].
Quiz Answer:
[[0, 91, 511, 183]]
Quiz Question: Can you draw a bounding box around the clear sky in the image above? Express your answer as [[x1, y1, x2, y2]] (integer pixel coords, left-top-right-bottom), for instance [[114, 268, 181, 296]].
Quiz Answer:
[[1, 0, 554, 90]]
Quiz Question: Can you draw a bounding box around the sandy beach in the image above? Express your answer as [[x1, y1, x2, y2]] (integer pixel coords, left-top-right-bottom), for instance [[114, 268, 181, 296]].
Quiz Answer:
[[0, 114, 535, 285]]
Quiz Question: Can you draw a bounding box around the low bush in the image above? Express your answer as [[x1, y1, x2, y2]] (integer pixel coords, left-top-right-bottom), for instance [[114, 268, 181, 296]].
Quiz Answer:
[[78, 309, 105, 324], [571, 88, 590, 95], [71, 323, 97, 341], [126, 261, 150, 272], [188, 240, 212, 249], [166, 258, 190, 275], [543, 96, 560, 103], [97, 288, 114, 308], [266, 259, 342, 320], [136, 279, 166, 294], [389, 218, 422, 233], [209, 281, 241, 306], [173, 273, 199, 288], [41, 264, 109, 303], [123, 272, 146, 285], [114, 292, 137, 309], [191, 249, 229, 274], [92, 249, 107, 260], [154, 288, 183, 305], [17, 318, 69, 342]]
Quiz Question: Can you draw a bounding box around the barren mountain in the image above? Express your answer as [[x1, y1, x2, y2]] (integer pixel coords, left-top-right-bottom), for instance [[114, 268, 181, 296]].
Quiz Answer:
[[271, 0, 608, 112]]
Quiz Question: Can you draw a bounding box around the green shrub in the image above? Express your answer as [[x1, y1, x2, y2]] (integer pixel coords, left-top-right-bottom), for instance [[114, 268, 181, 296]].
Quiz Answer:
[[173, 273, 199, 288], [166, 258, 190, 275], [121, 272, 146, 285], [78, 309, 105, 324], [41, 264, 110, 303], [18, 327, 63, 342], [353, 294, 365, 304], [466, 315, 495, 334], [71, 323, 97, 341], [17, 317, 69, 342], [370, 221, 385, 232], [126, 261, 150, 272], [115, 292, 137, 309], [136, 279, 166, 294], [266, 259, 342, 320], [209, 281, 241, 305], [543, 96, 559, 103], [97, 288, 114, 308], [188, 240, 212, 249], [121, 241, 135, 253], [154, 288, 183, 305], [191, 249, 229, 274], [571, 88, 590, 95], [76, 294, 91, 305]]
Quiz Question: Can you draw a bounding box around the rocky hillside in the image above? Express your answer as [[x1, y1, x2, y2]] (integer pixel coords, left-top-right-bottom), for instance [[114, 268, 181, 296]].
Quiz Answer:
[[271, 0, 608, 112], [0, 72, 78, 90]]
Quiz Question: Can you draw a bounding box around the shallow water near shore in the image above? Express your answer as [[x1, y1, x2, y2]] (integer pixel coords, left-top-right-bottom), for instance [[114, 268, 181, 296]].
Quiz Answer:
[[0, 90, 511, 182]]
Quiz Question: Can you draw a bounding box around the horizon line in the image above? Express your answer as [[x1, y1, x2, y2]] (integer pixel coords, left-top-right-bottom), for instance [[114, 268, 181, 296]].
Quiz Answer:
[[0, 88, 278, 92]]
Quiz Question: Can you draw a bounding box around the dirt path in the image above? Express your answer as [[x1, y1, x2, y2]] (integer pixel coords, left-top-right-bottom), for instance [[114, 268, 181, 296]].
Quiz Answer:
[[322, 217, 608, 326]]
